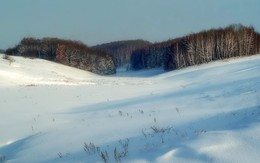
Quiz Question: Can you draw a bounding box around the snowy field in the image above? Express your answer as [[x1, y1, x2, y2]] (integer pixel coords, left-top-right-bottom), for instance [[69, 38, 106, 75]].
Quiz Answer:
[[0, 53, 260, 163]]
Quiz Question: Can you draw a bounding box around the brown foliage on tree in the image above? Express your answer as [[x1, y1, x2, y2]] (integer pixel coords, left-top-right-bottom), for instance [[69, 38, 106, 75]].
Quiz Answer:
[[6, 38, 116, 75]]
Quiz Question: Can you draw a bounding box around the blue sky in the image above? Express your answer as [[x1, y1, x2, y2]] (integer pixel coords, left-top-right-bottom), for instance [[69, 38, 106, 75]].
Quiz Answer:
[[0, 0, 259, 49]]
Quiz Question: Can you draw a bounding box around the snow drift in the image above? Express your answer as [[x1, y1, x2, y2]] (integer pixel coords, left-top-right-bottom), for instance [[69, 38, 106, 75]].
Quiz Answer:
[[0, 53, 259, 162]]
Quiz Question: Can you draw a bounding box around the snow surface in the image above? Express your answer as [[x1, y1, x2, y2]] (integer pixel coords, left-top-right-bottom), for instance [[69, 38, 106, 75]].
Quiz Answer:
[[0, 53, 260, 163]]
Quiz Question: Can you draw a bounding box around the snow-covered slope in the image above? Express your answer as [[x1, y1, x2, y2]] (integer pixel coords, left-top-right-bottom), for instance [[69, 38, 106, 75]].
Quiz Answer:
[[0, 54, 260, 163]]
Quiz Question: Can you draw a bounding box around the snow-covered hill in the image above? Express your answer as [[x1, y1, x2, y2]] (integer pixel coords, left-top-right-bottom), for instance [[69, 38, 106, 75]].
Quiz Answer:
[[0, 54, 260, 163]]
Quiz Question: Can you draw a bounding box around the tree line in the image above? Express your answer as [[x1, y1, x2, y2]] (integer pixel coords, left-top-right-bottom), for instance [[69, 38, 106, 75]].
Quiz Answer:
[[4, 24, 260, 74], [131, 24, 260, 70], [6, 38, 116, 75]]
